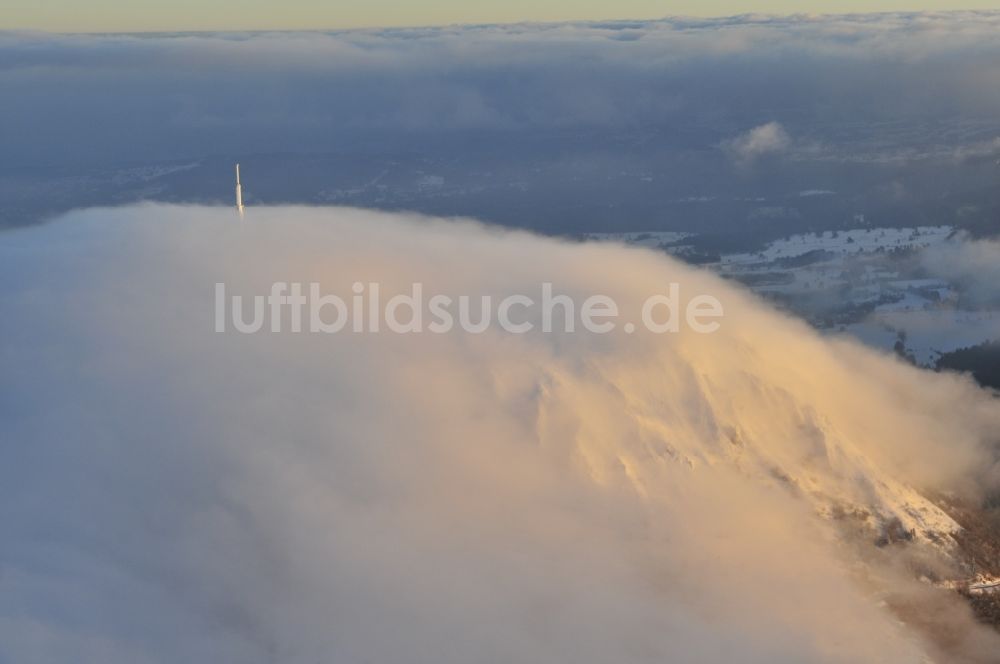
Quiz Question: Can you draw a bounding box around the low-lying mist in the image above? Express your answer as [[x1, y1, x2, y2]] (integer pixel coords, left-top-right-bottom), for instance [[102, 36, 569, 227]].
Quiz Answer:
[[1, 204, 999, 663]]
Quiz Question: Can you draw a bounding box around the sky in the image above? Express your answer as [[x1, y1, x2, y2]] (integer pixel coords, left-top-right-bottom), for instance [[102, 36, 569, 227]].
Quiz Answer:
[[5, 0, 1000, 32]]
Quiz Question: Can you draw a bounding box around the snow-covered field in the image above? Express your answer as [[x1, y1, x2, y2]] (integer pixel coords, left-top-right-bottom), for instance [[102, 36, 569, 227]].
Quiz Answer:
[[842, 311, 1000, 366], [589, 225, 997, 366], [720, 226, 954, 266]]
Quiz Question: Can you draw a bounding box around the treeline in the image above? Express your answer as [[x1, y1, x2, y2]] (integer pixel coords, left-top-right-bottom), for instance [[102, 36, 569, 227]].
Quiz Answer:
[[936, 340, 1000, 391]]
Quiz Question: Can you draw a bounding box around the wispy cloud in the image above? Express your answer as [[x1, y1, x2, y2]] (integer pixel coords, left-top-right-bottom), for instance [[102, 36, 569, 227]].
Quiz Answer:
[[723, 122, 792, 164]]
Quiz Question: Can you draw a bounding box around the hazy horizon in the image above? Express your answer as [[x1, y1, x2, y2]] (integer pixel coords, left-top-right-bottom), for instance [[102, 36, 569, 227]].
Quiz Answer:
[[6, 1, 1000, 32]]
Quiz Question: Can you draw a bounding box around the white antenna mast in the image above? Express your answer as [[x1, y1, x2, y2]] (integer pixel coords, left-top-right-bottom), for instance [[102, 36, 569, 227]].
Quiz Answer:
[[235, 163, 245, 216]]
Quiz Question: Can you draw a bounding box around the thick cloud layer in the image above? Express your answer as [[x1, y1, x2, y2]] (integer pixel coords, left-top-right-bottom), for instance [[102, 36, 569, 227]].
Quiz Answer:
[[5, 13, 1000, 237], [1, 205, 999, 663], [4, 12, 1000, 168]]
